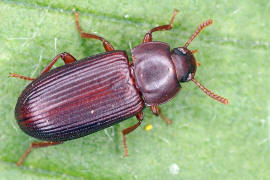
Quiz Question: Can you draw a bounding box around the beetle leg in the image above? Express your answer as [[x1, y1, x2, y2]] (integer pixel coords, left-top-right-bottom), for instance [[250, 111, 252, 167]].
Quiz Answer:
[[10, 52, 76, 81], [74, 12, 114, 52], [150, 105, 172, 125], [122, 112, 143, 157], [9, 73, 35, 81], [142, 9, 178, 43], [16, 141, 62, 166], [40, 52, 76, 75]]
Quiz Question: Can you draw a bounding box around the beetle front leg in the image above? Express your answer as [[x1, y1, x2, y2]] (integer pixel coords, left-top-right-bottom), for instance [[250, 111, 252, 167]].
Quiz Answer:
[[9, 52, 76, 81], [142, 9, 178, 43], [150, 105, 172, 125], [122, 112, 143, 157], [74, 12, 114, 52], [16, 141, 62, 166]]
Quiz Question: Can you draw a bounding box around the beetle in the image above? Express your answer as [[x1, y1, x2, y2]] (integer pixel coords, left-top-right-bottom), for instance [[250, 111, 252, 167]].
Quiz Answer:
[[10, 9, 228, 166]]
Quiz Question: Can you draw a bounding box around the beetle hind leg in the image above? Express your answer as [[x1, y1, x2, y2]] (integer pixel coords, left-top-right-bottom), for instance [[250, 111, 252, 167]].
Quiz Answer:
[[40, 52, 76, 75], [74, 12, 114, 52], [9, 73, 35, 81], [142, 9, 178, 43], [10, 52, 76, 81], [122, 112, 143, 157], [16, 141, 62, 166]]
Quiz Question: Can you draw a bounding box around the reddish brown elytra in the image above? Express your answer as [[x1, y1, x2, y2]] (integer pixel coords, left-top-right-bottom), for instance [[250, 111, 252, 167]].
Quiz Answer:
[[10, 9, 228, 166]]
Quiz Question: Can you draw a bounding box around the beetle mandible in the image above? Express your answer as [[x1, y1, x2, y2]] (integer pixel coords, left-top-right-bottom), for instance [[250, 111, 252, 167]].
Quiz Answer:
[[10, 9, 228, 166]]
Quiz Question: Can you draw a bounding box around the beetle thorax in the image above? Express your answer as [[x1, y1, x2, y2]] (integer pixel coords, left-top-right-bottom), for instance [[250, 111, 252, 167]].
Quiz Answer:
[[131, 41, 181, 106]]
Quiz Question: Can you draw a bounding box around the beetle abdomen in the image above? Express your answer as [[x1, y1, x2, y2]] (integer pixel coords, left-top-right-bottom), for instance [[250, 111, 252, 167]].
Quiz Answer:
[[15, 51, 144, 141]]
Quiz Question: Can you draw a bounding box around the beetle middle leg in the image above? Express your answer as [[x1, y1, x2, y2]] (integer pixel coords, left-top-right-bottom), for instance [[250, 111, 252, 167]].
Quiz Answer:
[[142, 9, 178, 43], [9, 52, 76, 81], [122, 112, 144, 157], [16, 141, 62, 166], [74, 12, 114, 52], [150, 105, 172, 125]]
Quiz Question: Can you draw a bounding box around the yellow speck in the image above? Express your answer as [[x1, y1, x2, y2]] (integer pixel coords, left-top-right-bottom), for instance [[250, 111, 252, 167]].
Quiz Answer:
[[145, 124, 153, 131]]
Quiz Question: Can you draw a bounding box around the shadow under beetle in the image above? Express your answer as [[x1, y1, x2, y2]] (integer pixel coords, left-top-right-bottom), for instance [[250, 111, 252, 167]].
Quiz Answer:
[[10, 9, 228, 166]]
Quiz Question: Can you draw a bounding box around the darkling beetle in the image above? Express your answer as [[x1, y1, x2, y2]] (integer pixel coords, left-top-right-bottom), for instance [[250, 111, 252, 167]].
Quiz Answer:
[[10, 9, 228, 166]]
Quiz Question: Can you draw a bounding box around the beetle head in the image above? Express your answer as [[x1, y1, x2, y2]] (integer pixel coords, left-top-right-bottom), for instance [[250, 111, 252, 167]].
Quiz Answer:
[[171, 47, 197, 82], [171, 19, 213, 83], [171, 19, 229, 104]]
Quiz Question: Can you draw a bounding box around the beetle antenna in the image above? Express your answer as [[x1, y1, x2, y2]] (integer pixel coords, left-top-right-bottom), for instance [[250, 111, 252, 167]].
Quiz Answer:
[[184, 19, 213, 48], [191, 78, 228, 104]]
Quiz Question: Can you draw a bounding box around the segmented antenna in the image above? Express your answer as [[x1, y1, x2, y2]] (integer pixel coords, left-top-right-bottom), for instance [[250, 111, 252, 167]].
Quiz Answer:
[[192, 78, 228, 104], [184, 19, 213, 48]]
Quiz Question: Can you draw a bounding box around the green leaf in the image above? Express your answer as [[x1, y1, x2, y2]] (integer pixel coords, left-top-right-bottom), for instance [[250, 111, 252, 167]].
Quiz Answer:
[[1, 0, 269, 179]]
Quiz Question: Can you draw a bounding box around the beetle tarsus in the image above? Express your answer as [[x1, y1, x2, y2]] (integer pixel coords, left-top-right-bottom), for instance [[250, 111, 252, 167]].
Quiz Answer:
[[142, 9, 179, 43], [122, 112, 143, 157], [74, 12, 114, 52], [160, 112, 172, 125], [17, 141, 62, 166], [9, 73, 35, 81]]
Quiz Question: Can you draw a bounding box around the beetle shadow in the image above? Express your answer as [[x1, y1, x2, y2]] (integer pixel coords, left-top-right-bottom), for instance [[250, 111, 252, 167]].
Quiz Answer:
[[112, 124, 121, 154], [102, 124, 121, 154]]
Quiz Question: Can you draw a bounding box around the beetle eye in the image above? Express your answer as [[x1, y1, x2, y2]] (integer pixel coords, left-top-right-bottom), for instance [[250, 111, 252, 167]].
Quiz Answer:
[[177, 47, 187, 55]]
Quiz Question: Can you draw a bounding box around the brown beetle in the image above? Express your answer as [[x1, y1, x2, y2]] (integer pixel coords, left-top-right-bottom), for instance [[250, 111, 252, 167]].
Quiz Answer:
[[10, 9, 228, 166]]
